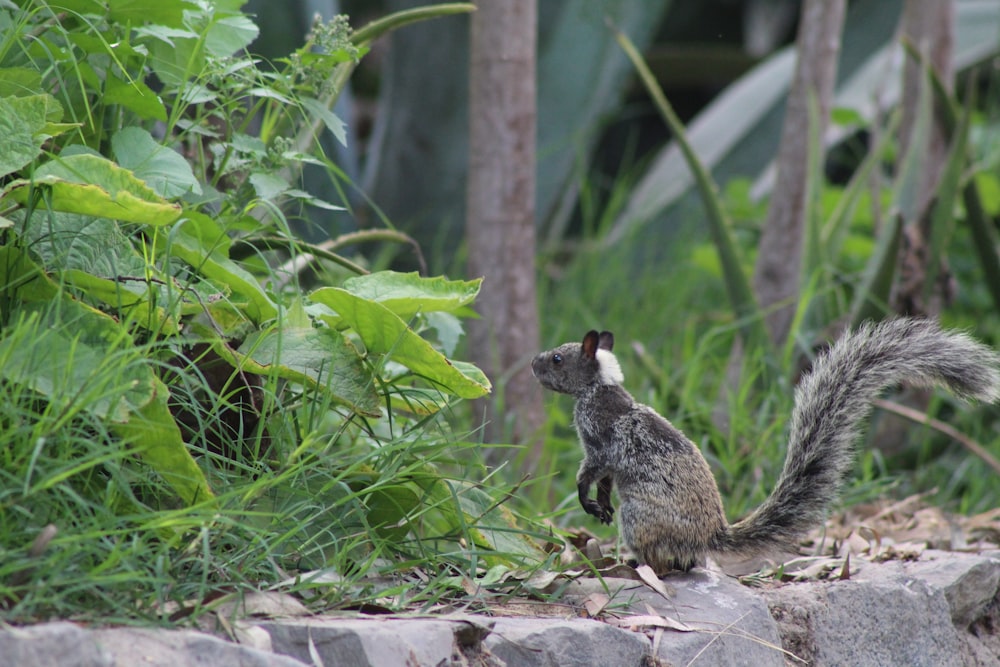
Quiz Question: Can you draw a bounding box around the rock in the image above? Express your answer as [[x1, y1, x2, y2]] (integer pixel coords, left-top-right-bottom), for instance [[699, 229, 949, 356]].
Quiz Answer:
[[559, 570, 786, 666], [762, 553, 1000, 667], [765, 576, 961, 666], [902, 550, 1000, 627], [0, 622, 307, 667], [92, 627, 308, 667], [0, 622, 110, 667], [484, 618, 649, 667], [259, 615, 500, 667]]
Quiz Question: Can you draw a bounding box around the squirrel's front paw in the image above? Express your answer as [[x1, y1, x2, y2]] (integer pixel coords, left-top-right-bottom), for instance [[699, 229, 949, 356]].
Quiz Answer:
[[583, 499, 615, 524]]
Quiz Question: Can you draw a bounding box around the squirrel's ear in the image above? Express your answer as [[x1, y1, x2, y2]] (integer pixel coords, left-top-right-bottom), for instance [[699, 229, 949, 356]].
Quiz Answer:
[[581, 330, 600, 359], [598, 331, 614, 351]]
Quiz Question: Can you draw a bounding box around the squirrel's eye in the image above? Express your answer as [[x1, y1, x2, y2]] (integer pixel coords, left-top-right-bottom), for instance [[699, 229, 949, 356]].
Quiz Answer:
[[552, 353, 563, 365]]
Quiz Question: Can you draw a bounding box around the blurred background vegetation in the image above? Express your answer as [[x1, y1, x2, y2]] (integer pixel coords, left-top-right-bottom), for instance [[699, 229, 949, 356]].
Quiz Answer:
[[3, 0, 1000, 625]]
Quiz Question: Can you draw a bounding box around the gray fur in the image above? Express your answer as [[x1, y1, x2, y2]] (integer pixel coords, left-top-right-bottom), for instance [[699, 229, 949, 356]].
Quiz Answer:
[[531, 319, 1000, 574]]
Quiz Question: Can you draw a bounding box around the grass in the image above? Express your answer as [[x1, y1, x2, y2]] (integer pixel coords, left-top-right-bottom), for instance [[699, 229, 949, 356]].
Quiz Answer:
[[0, 301, 558, 624]]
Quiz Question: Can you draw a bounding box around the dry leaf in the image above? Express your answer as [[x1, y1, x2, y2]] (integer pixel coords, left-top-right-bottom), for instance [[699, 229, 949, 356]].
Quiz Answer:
[[635, 564, 674, 599], [523, 569, 561, 591], [582, 592, 610, 617], [606, 613, 693, 632]]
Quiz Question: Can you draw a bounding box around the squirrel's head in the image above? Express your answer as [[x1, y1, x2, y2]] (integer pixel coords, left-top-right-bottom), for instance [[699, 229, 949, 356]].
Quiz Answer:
[[531, 330, 624, 397]]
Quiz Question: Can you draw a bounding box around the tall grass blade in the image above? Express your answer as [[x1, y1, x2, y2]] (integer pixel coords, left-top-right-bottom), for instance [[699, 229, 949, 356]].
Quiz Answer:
[[611, 25, 772, 359], [903, 39, 1000, 315]]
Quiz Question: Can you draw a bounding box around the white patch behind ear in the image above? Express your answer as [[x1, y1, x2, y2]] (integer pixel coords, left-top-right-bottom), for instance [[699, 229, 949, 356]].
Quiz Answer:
[[596, 349, 624, 385]]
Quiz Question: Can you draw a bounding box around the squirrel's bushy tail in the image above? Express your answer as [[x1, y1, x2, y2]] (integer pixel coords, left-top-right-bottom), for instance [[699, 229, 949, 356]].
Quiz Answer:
[[716, 318, 1000, 556]]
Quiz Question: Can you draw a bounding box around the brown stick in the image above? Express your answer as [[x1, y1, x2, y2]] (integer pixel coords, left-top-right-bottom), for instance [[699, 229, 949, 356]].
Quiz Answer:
[[872, 397, 1000, 477]]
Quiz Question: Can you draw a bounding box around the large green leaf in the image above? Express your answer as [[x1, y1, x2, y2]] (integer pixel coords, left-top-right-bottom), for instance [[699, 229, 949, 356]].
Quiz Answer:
[[110, 375, 215, 506], [0, 245, 60, 304], [340, 271, 481, 320], [237, 325, 381, 416], [202, 14, 259, 58], [23, 211, 145, 275], [17, 210, 182, 331], [143, 3, 257, 86], [112, 127, 202, 198], [415, 471, 541, 563], [3, 154, 182, 226], [0, 299, 213, 504], [0, 303, 150, 422], [104, 74, 168, 122], [163, 220, 278, 323], [0, 67, 42, 97], [309, 287, 491, 399], [0, 96, 44, 178], [44, 0, 197, 26], [63, 269, 181, 334]]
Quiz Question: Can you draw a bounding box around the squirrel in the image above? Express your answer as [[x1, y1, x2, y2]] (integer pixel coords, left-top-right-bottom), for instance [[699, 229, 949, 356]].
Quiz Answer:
[[531, 318, 1000, 573]]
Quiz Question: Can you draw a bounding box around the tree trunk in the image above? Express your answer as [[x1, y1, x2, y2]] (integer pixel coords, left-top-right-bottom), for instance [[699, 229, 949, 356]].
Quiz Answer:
[[466, 0, 545, 457], [877, 0, 956, 457], [891, 0, 956, 317], [751, 0, 846, 347]]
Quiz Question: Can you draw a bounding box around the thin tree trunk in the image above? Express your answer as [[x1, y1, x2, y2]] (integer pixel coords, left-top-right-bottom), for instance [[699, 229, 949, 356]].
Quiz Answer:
[[878, 0, 956, 457], [892, 0, 956, 317], [717, 0, 846, 433], [751, 0, 846, 347], [466, 1, 544, 458]]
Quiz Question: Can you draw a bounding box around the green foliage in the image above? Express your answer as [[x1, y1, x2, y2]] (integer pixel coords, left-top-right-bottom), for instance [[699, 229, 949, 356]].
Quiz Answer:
[[0, 0, 546, 623]]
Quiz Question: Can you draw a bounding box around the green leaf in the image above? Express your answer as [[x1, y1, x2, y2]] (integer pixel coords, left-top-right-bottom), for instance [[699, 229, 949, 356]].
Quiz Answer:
[[65, 270, 181, 334], [204, 15, 259, 57], [341, 271, 481, 320], [4, 154, 182, 225], [134, 25, 199, 46], [0, 302, 152, 423], [47, 0, 198, 27], [164, 220, 278, 323], [23, 211, 144, 275], [249, 172, 289, 201], [309, 287, 491, 399], [0, 97, 43, 178], [237, 326, 381, 416], [365, 484, 420, 541], [4, 179, 181, 227], [300, 96, 347, 147], [105, 75, 168, 122], [0, 67, 43, 97], [16, 210, 179, 330], [0, 245, 60, 303], [110, 375, 215, 506], [110, 0, 196, 26], [112, 127, 202, 198]]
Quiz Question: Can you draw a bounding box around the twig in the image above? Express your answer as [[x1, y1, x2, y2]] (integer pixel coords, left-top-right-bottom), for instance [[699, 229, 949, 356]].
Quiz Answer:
[[872, 397, 1000, 477]]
